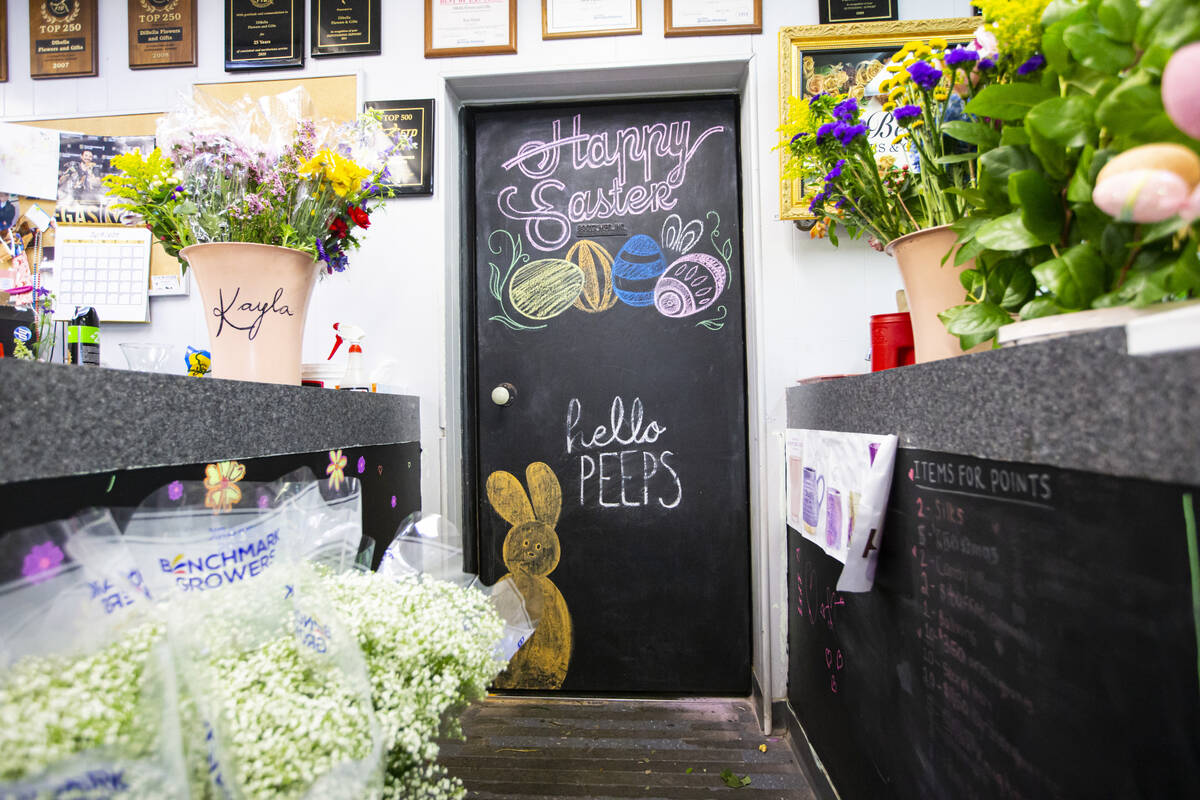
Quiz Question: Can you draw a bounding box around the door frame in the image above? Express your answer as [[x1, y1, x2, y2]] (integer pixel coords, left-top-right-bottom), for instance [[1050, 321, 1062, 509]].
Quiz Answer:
[[438, 56, 776, 730]]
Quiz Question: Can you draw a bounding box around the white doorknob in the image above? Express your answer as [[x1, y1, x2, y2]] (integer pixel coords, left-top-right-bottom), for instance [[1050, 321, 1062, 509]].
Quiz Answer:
[[491, 383, 515, 406]]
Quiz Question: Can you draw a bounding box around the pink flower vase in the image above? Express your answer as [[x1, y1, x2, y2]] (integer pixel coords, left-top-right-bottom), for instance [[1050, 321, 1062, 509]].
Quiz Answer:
[[180, 242, 320, 385]]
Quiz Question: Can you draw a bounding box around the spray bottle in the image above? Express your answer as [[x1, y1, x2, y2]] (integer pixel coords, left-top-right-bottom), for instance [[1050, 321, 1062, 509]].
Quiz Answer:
[[328, 323, 370, 392]]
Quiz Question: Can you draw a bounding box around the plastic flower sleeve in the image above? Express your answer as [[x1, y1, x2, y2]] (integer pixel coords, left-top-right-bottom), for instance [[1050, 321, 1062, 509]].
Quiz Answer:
[[169, 563, 383, 800], [0, 511, 188, 798], [108, 468, 363, 599], [378, 512, 538, 664]]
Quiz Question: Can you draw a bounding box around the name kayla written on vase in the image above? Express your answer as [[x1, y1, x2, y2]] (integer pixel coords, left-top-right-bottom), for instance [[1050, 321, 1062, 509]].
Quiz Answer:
[[212, 286, 295, 341], [566, 395, 681, 510]]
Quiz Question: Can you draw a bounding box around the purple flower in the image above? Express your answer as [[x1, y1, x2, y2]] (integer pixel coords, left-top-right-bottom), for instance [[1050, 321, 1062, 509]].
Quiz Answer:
[[832, 97, 859, 122], [315, 237, 329, 264], [944, 47, 979, 67], [1017, 54, 1046, 75], [893, 104, 922, 122], [816, 122, 838, 141], [835, 124, 868, 146], [22, 542, 64, 583], [167, 480, 184, 501], [824, 158, 847, 182], [357, 456, 366, 474], [834, 197, 847, 209], [808, 92, 827, 106], [790, 131, 809, 145], [808, 190, 830, 213], [245, 194, 266, 215], [978, 57, 997, 71], [906, 61, 944, 91]]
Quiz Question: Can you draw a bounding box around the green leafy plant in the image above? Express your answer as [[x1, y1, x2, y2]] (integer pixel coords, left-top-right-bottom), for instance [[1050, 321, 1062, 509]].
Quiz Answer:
[[940, 0, 1200, 349]]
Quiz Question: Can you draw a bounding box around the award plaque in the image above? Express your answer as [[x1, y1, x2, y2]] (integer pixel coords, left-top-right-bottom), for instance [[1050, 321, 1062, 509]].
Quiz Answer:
[[225, 0, 303, 71], [818, 0, 897, 25], [128, 0, 197, 69], [312, 0, 380, 57], [29, 0, 98, 79], [364, 99, 434, 196]]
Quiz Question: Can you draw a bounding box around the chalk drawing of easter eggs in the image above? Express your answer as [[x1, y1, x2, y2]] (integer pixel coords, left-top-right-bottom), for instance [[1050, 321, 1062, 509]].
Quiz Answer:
[[508, 258, 585, 320], [653, 253, 727, 318], [611, 235, 667, 307], [566, 240, 618, 314]]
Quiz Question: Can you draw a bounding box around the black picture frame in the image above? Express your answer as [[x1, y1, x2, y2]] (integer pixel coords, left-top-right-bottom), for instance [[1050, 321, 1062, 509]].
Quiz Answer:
[[365, 99, 435, 197], [818, 0, 898, 25], [311, 0, 380, 58], [225, 0, 304, 72]]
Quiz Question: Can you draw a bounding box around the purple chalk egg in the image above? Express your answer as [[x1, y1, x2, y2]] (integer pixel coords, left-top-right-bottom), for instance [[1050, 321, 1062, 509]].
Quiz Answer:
[[612, 234, 667, 307], [653, 253, 727, 318]]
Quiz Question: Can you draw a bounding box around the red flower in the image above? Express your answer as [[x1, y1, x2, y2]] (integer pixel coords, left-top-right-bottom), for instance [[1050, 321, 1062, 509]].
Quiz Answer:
[[348, 206, 370, 229], [329, 217, 349, 239]]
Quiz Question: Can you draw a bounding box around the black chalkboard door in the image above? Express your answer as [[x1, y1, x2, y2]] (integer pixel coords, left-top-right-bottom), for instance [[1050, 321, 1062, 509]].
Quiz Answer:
[[468, 97, 750, 693]]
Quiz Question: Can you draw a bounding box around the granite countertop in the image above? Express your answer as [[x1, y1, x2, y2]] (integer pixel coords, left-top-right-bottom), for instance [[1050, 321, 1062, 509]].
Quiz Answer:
[[0, 360, 420, 484], [785, 328, 1200, 487]]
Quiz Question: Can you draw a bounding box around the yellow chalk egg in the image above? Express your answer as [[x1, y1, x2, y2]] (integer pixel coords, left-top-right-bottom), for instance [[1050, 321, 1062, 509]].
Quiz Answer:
[[1095, 144, 1200, 190], [508, 258, 585, 320], [566, 240, 618, 314]]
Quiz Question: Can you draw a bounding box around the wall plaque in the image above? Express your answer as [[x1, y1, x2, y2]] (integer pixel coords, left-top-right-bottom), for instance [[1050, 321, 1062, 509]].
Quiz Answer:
[[364, 99, 434, 196], [225, 0, 303, 72], [29, 0, 97, 79], [128, 0, 196, 69], [312, 0, 379, 57], [818, 0, 897, 25]]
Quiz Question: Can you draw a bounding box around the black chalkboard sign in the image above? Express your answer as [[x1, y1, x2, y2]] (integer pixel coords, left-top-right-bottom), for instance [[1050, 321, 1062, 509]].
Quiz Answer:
[[468, 97, 750, 693], [789, 448, 1200, 799]]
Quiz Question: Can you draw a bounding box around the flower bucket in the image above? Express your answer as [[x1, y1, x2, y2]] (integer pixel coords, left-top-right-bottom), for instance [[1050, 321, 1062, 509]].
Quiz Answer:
[[885, 225, 988, 363], [180, 242, 320, 385]]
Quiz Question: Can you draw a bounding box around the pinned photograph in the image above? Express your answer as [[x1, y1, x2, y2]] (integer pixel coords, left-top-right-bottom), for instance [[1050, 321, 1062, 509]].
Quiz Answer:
[[56, 133, 154, 224]]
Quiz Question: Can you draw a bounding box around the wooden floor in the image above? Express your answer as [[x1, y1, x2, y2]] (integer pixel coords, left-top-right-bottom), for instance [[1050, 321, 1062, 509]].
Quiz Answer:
[[438, 696, 818, 799]]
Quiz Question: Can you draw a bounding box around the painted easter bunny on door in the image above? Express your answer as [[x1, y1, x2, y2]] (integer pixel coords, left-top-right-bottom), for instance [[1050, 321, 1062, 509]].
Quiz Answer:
[[487, 461, 572, 689]]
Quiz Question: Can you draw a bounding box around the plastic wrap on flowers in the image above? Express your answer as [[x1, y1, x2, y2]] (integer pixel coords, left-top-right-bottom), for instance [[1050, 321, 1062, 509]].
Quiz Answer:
[[0, 511, 187, 799], [76, 467, 364, 600], [169, 563, 383, 800], [378, 512, 538, 664]]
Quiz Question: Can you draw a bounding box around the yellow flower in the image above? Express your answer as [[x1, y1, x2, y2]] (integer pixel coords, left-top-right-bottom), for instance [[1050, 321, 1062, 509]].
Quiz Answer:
[[892, 133, 908, 144], [204, 460, 245, 513], [933, 88, 949, 102], [895, 72, 911, 85], [299, 148, 371, 198], [886, 63, 904, 73], [890, 51, 907, 63], [910, 118, 925, 128], [902, 41, 921, 53], [883, 101, 897, 112], [888, 86, 906, 102], [915, 45, 932, 58], [930, 37, 948, 49]]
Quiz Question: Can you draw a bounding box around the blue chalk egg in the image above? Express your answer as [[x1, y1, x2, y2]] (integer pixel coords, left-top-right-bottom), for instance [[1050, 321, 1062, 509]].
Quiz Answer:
[[612, 234, 667, 307]]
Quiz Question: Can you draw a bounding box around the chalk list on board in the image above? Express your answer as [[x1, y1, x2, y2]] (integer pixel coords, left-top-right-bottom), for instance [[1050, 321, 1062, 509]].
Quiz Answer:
[[788, 447, 1200, 800]]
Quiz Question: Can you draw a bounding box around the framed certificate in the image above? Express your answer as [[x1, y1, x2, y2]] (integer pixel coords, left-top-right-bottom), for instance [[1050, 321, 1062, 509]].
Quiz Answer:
[[664, 0, 760, 36], [312, 0, 380, 58], [425, 0, 516, 58], [29, 0, 99, 79], [543, 0, 640, 39], [225, 0, 304, 71], [128, 0, 197, 70]]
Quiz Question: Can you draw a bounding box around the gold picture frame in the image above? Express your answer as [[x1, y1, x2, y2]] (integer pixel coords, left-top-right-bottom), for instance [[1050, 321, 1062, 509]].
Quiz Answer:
[[542, 0, 641, 39], [777, 17, 977, 221]]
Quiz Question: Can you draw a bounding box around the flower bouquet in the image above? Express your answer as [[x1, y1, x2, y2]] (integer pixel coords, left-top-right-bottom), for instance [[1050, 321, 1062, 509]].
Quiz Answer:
[[102, 88, 407, 384]]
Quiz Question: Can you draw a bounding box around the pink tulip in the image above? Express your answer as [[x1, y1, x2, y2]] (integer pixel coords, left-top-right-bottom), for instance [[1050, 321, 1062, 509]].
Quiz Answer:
[[1092, 169, 1191, 223], [970, 27, 999, 60], [1179, 184, 1200, 223], [1163, 43, 1200, 141]]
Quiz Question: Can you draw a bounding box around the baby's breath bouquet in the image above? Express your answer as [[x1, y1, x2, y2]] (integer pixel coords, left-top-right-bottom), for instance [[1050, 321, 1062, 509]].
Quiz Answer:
[[103, 87, 406, 275]]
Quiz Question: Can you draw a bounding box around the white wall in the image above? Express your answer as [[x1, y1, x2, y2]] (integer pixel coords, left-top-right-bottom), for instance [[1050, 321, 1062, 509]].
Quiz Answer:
[[1, 0, 972, 705]]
